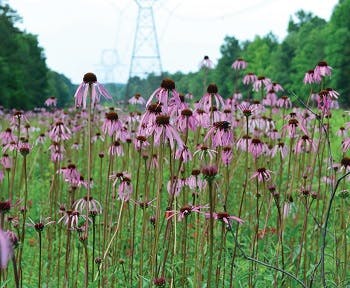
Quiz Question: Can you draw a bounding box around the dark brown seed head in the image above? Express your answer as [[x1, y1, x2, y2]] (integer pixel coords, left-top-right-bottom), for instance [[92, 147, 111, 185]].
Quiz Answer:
[[191, 169, 201, 176], [105, 112, 119, 121], [180, 205, 192, 216], [288, 119, 299, 126], [35, 222, 45, 232], [136, 135, 147, 142], [83, 72, 97, 84], [341, 157, 350, 168], [207, 83, 218, 94], [317, 61, 328, 67], [251, 138, 262, 145], [147, 103, 162, 114], [156, 115, 170, 126], [181, 109, 193, 117], [160, 78, 175, 90], [0, 200, 11, 213], [216, 212, 229, 221], [214, 121, 230, 130]]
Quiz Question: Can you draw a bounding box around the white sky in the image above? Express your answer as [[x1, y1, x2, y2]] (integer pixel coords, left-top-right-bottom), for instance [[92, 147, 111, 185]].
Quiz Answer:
[[6, 0, 338, 84]]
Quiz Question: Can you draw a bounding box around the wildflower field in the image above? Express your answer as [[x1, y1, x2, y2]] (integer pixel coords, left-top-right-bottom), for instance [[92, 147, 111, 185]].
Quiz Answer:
[[0, 60, 349, 288]]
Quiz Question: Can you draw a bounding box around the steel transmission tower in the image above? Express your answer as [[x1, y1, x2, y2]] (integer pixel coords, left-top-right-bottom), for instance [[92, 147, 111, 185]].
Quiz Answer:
[[125, 0, 162, 99]]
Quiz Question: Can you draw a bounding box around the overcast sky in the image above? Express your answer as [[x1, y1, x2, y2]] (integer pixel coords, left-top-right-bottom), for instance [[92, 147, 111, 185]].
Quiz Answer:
[[6, 0, 339, 84]]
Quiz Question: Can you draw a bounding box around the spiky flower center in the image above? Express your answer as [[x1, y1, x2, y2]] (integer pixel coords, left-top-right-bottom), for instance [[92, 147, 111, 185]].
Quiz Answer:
[[181, 109, 193, 117], [160, 78, 175, 90], [341, 157, 350, 168], [83, 72, 97, 84], [105, 112, 119, 121], [148, 103, 162, 114], [214, 121, 230, 130], [156, 115, 170, 125], [207, 83, 218, 94], [317, 61, 328, 67], [288, 119, 299, 126]]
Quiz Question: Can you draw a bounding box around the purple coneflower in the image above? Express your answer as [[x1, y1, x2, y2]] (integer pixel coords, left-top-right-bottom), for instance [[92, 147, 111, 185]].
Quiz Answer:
[[198, 84, 225, 112], [108, 140, 124, 156], [294, 135, 316, 154], [152, 114, 184, 149], [271, 142, 288, 159], [74, 72, 112, 109], [102, 111, 123, 137], [243, 72, 257, 85], [0, 154, 12, 171], [276, 96, 292, 109], [199, 55, 214, 69], [58, 210, 86, 229], [175, 146, 192, 163], [44, 96, 57, 107], [193, 108, 210, 128], [282, 118, 308, 138], [146, 78, 180, 113], [205, 211, 244, 225], [340, 157, 350, 172], [251, 167, 272, 182], [166, 204, 208, 221], [176, 109, 198, 132], [253, 76, 271, 92], [231, 58, 247, 70], [314, 61, 332, 78], [341, 138, 350, 152], [128, 93, 146, 105], [73, 196, 102, 214], [49, 121, 71, 142], [27, 217, 55, 232], [193, 145, 217, 160], [49, 142, 65, 162], [204, 121, 233, 148], [221, 146, 233, 165], [0, 128, 16, 145], [303, 70, 321, 84], [248, 138, 267, 158]]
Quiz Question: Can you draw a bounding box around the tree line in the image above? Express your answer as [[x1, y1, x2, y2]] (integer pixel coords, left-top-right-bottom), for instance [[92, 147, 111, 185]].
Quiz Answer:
[[0, 4, 75, 109], [126, 0, 350, 107]]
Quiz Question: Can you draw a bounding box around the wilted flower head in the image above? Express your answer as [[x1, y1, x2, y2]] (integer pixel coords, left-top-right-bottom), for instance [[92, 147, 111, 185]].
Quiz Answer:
[[74, 72, 112, 109], [73, 196, 102, 214], [27, 217, 55, 233]]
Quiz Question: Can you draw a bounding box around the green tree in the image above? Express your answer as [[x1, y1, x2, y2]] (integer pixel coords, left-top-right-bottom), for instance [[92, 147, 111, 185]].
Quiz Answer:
[[324, 0, 350, 106]]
